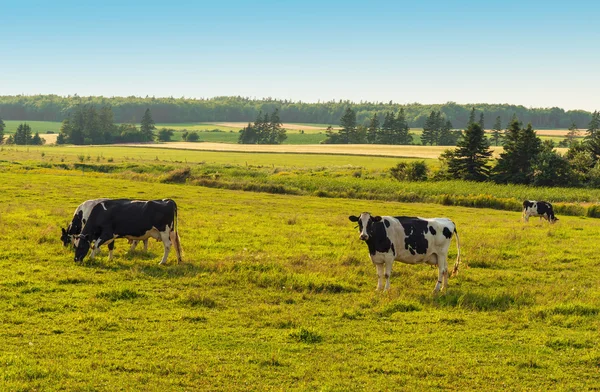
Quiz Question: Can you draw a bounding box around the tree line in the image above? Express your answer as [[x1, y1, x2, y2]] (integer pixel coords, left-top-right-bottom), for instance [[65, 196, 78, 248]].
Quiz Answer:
[[0, 95, 594, 129], [0, 122, 46, 145], [56, 106, 156, 145], [438, 110, 600, 187], [238, 109, 287, 144]]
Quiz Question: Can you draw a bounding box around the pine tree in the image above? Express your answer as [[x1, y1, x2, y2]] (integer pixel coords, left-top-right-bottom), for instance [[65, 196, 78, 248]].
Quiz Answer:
[[0, 116, 5, 143], [421, 111, 437, 146], [438, 119, 457, 145], [491, 116, 502, 146], [493, 119, 542, 184], [478, 112, 485, 131], [467, 107, 476, 127], [267, 108, 286, 144], [338, 107, 357, 144], [392, 109, 412, 145], [31, 132, 44, 145], [565, 122, 579, 147], [447, 122, 492, 181], [56, 133, 67, 145], [379, 112, 395, 144], [14, 123, 33, 145], [585, 111, 600, 161], [366, 113, 380, 144], [140, 108, 156, 141]]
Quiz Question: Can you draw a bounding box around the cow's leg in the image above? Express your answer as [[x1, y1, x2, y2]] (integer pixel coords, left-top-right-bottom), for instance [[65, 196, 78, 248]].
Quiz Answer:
[[108, 241, 115, 260], [383, 259, 394, 291], [431, 254, 445, 293], [143, 239, 148, 252], [129, 240, 137, 252], [158, 229, 172, 265], [438, 254, 449, 291], [90, 233, 113, 260], [374, 263, 385, 291]]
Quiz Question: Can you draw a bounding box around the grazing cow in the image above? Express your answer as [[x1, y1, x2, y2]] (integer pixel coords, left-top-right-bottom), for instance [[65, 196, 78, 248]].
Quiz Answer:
[[522, 200, 558, 223], [61, 199, 148, 254], [349, 212, 460, 293], [74, 199, 182, 265]]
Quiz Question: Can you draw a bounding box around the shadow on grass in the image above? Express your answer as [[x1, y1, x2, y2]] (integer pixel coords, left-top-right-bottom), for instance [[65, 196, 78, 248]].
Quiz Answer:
[[420, 289, 534, 312]]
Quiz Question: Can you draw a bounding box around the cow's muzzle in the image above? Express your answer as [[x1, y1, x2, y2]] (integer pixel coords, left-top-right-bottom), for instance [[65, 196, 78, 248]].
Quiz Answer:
[[360, 234, 369, 241]]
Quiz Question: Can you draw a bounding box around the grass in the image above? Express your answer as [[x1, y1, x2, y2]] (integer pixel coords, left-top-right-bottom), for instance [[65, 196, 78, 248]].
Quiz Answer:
[[1, 167, 600, 390]]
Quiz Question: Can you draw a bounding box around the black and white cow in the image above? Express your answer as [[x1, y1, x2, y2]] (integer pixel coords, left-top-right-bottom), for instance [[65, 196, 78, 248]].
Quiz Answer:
[[74, 199, 182, 265], [522, 200, 558, 223], [61, 198, 148, 254], [349, 212, 461, 293]]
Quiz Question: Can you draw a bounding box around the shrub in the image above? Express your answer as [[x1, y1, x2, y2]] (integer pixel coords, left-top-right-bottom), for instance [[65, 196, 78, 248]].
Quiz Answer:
[[186, 132, 200, 142], [587, 205, 600, 218], [389, 161, 428, 181]]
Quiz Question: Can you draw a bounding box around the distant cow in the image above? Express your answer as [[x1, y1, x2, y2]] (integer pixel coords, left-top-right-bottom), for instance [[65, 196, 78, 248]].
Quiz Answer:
[[522, 200, 558, 223], [349, 212, 461, 293], [74, 199, 182, 265], [61, 199, 148, 255]]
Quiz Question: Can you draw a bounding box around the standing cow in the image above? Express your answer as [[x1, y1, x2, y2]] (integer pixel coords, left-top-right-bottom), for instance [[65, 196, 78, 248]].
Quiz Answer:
[[349, 212, 461, 293], [74, 199, 182, 265], [522, 200, 558, 223], [61, 198, 148, 254]]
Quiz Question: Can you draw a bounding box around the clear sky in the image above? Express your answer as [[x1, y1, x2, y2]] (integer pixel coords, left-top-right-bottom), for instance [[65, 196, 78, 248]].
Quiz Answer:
[[1, 0, 598, 111]]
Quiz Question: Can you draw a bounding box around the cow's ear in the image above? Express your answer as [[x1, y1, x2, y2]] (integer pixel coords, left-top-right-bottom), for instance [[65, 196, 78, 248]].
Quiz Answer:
[[349, 215, 359, 222], [77, 210, 83, 218], [61, 228, 66, 235], [372, 216, 382, 222]]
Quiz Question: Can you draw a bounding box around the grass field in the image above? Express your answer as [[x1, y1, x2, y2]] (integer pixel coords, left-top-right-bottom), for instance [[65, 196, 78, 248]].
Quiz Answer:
[[1, 160, 600, 390]]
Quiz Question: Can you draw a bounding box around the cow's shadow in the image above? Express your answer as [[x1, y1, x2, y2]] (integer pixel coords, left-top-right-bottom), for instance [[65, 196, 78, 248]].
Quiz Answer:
[[419, 289, 532, 312], [79, 255, 211, 279]]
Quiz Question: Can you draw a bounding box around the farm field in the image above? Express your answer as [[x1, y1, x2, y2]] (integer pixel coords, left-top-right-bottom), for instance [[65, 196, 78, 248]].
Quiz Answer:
[[2, 120, 581, 146], [1, 165, 600, 390]]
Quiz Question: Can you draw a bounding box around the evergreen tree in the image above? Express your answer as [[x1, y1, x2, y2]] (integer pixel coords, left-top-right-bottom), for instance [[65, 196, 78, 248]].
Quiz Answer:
[[438, 119, 458, 145], [493, 119, 542, 184], [31, 132, 44, 145], [478, 112, 485, 131], [531, 141, 577, 187], [421, 111, 437, 146], [467, 107, 476, 127], [379, 112, 395, 144], [56, 133, 67, 145], [392, 109, 412, 145], [585, 111, 600, 161], [140, 108, 156, 141], [447, 122, 492, 181], [491, 116, 502, 146], [366, 113, 380, 144], [337, 107, 357, 144], [565, 122, 579, 147], [266, 108, 286, 144], [14, 123, 33, 145], [0, 116, 5, 143], [238, 122, 258, 144]]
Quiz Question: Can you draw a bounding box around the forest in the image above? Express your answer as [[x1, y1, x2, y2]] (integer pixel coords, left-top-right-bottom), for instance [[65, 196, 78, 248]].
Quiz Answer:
[[0, 95, 593, 129]]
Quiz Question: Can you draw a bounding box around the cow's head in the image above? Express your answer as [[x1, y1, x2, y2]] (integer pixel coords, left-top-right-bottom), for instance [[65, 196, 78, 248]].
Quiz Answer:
[[74, 234, 91, 262], [349, 212, 382, 241], [60, 227, 71, 247], [550, 216, 559, 224]]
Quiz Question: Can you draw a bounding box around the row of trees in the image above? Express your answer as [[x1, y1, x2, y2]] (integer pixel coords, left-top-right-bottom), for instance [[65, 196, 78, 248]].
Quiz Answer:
[[444, 110, 600, 187], [0, 95, 594, 129], [57, 106, 156, 145], [1, 123, 46, 145], [238, 109, 287, 144]]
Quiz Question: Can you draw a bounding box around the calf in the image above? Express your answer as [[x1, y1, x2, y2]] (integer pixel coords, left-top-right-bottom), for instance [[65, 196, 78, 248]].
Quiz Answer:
[[349, 212, 460, 293], [61, 199, 148, 254], [522, 200, 558, 223], [74, 199, 182, 265]]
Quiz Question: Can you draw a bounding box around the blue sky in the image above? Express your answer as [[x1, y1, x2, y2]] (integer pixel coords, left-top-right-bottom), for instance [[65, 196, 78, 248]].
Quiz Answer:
[[1, 0, 598, 111]]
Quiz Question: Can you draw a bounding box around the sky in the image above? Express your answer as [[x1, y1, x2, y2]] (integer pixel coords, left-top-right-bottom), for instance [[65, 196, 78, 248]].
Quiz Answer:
[[1, 0, 598, 111]]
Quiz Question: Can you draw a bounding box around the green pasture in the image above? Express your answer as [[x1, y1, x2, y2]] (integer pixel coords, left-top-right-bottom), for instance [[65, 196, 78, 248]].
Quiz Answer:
[[0, 145, 420, 169], [2, 120, 63, 134], [1, 169, 600, 390]]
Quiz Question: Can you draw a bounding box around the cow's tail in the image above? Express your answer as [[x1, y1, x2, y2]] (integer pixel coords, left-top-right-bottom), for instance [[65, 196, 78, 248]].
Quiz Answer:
[[169, 199, 183, 263], [451, 226, 461, 277]]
